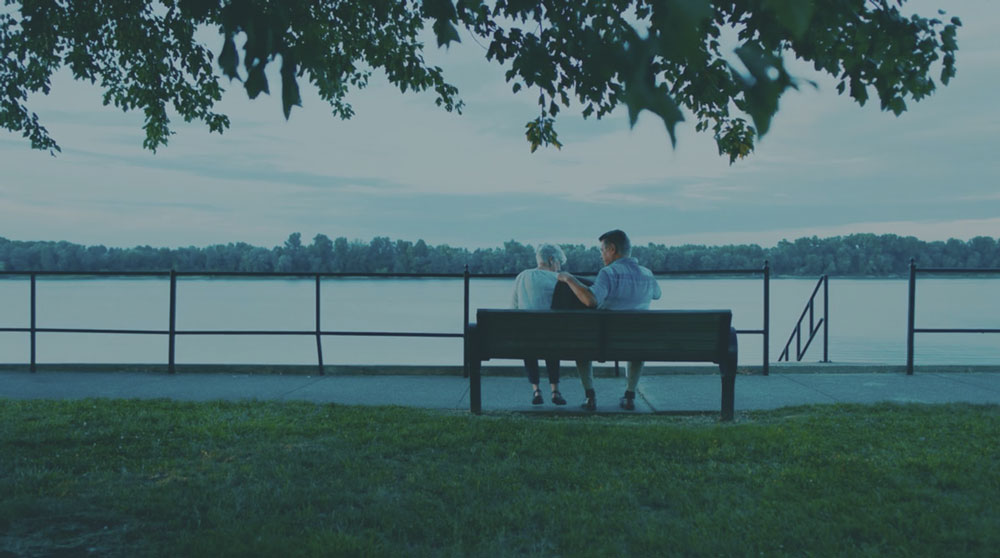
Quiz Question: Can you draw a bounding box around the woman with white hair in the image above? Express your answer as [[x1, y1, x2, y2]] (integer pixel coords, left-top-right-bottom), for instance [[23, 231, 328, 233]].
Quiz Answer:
[[510, 243, 568, 405]]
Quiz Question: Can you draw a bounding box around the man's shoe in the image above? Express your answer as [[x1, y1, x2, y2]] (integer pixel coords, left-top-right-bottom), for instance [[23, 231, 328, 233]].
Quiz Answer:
[[551, 391, 567, 406], [619, 391, 636, 411], [532, 389, 544, 405], [581, 389, 596, 411]]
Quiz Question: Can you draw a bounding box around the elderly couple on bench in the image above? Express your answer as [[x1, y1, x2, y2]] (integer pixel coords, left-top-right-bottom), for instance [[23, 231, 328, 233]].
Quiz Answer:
[[510, 229, 663, 411]]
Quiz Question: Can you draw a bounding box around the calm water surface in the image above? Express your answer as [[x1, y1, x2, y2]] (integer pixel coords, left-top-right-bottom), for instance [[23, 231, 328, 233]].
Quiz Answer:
[[0, 277, 996, 366]]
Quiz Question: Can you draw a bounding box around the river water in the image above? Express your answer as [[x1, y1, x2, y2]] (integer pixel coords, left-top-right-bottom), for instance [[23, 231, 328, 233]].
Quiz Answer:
[[0, 277, 996, 366]]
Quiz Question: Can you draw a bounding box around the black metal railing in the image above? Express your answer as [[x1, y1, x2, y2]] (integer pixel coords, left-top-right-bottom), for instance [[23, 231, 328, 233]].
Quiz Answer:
[[907, 260, 1000, 374], [661, 261, 771, 374], [1, 263, 772, 374], [0, 270, 469, 375], [778, 275, 829, 363]]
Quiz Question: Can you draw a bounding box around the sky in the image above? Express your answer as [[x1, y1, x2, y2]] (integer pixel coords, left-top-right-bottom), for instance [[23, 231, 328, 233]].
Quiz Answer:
[[1, 0, 997, 252]]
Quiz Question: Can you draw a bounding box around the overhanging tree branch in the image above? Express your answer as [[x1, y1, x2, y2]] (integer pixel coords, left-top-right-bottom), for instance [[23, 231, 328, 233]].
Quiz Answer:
[[0, 0, 960, 162]]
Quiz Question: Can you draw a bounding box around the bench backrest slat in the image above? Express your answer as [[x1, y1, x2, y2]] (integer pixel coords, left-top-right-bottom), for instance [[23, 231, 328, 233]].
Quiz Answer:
[[473, 309, 732, 363]]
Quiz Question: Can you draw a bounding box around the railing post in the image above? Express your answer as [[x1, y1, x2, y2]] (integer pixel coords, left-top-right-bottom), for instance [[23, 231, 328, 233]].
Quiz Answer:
[[463, 265, 470, 379], [822, 275, 829, 362], [907, 259, 916, 375], [168, 270, 177, 374], [763, 260, 770, 375], [315, 275, 324, 375], [30, 273, 36, 373], [796, 323, 801, 360]]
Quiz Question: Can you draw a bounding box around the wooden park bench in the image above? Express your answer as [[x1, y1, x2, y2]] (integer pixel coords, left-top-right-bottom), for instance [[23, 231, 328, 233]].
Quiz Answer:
[[465, 309, 737, 420]]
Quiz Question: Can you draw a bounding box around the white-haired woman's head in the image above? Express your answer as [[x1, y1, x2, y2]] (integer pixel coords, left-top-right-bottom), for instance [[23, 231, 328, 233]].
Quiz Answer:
[[535, 243, 567, 270]]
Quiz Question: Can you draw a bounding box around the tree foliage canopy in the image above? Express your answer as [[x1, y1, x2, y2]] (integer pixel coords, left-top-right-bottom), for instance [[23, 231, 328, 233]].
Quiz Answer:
[[1, 0, 960, 160], [2, 233, 996, 276]]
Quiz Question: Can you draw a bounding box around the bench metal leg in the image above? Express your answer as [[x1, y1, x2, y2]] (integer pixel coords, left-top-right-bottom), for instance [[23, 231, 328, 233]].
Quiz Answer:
[[470, 359, 482, 415], [465, 324, 482, 414], [721, 370, 735, 421], [720, 327, 738, 421]]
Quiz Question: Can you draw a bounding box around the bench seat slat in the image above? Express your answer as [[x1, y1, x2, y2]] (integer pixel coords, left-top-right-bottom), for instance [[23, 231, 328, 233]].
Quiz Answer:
[[478, 310, 599, 359], [604, 312, 729, 362]]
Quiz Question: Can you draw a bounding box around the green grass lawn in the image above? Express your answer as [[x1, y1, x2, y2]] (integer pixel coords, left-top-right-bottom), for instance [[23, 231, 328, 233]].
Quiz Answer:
[[2, 400, 997, 557]]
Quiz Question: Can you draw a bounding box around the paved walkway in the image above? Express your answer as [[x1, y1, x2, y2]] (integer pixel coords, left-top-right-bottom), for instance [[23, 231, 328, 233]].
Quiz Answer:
[[2, 369, 998, 415]]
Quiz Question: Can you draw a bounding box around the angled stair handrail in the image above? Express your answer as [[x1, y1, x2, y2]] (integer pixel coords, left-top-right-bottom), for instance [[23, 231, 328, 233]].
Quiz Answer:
[[779, 275, 829, 363]]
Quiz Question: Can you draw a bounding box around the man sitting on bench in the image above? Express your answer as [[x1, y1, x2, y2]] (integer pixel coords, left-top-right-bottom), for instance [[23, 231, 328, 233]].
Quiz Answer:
[[556, 229, 662, 411]]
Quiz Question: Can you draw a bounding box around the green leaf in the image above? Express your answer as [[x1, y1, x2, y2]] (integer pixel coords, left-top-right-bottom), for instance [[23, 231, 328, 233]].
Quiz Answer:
[[178, 0, 218, 21], [848, 78, 868, 106], [219, 35, 239, 80], [732, 43, 795, 137], [654, 0, 713, 62], [524, 116, 561, 153], [245, 63, 269, 99], [622, 68, 684, 147], [762, 0, 815, 39], [423, 0, 457, 20], [432, 19, 461, 48], [280, 57, 301, 119], [716, 119, 755, 164], [456, 0, 484, 17]]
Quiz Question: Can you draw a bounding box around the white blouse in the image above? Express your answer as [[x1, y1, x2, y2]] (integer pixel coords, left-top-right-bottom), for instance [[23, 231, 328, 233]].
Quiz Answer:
[[510, 268, 558, 310]]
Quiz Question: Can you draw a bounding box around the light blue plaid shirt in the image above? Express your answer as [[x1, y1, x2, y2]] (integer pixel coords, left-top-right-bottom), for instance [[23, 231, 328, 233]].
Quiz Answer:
[[590, 257, 661, 310]]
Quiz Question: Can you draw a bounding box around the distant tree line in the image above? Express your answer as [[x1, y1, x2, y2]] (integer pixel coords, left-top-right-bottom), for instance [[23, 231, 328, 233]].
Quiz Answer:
[[0, 233, 997, 277]]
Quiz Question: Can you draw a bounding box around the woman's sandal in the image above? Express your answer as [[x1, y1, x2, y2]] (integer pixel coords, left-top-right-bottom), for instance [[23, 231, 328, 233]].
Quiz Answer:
[[551, 391, 567, 406], [532, 389, 544, 405]]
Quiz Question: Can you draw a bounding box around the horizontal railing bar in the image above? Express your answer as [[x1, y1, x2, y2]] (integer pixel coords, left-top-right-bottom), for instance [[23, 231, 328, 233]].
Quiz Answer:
[[3, 267, 993, 279], [471, 273, 566, 279], [0, 328, 438, 337], [5, 325, 762, 337], [0, 327, 463, 337], [0, 271, 170, 277], [914, 328, 1000, 334], [30, 328, 168, 335], [0, 271, 468, 279], [423, 270, 766, 279], [178, 330, 462, 337], [1, 269, 767, 279], [320, 331, 463, 338], [915, 267, 1000, 274], [175, 272, 467, 278], [653, 269, 765, 276], [1, 327, 769, 337], [175, 330, 320, 335]]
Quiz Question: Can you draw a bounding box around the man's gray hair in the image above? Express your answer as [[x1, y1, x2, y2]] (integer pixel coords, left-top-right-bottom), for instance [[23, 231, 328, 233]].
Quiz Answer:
[[535, 243, 567, 266]]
